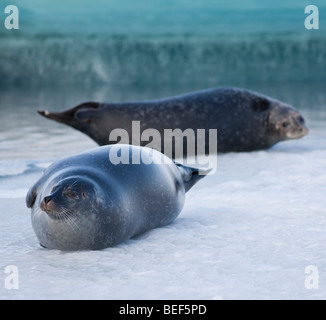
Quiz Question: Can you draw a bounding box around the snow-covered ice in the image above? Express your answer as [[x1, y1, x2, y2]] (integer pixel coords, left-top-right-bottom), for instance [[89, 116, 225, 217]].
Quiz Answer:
[[0, 111, 325, 300]]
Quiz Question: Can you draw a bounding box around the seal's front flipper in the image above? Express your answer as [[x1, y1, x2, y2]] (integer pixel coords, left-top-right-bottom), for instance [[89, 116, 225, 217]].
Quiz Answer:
[[26, 185, 37, 208], [176, 164, 211, 192], [37, 102, 100, 126]]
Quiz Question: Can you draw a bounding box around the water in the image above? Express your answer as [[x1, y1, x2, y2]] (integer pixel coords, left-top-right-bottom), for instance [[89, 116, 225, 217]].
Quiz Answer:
[[0, 0, 326, 299], [1, 0, 326, 89]]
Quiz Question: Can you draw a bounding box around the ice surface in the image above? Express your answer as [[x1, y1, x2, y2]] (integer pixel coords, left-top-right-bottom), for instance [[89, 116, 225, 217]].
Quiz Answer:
[[0, 118, 325, 300]]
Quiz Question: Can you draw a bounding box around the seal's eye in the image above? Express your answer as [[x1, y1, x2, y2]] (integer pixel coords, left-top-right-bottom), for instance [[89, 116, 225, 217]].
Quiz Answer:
[[282, 121, 289, 128], [64, 187, 79, 199], [51, 185, 59, 193], [82, 192, 87, 199]]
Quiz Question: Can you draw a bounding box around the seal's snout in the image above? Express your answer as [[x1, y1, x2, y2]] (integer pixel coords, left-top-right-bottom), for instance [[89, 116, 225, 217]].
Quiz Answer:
[[293, 114, 309, 138], [299, 124, 309, 134], [285, 121, 309, 139], [40, 195, 55, 213], [43, 196, 52, 205]]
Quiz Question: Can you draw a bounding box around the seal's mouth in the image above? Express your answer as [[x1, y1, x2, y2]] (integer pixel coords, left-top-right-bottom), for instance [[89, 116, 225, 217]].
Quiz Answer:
[[40, 196, 70, 220], [286, 125, 309, 139]]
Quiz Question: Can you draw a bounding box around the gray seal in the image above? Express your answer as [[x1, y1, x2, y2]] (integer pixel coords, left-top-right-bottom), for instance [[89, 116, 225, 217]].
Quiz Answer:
[[38, 87, 308, 154], [26, 145, 208, 251]]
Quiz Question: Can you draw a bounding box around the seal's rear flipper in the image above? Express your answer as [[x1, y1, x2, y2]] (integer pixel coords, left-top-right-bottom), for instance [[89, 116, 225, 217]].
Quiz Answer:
[[37, 102, 100, 127], [176, 164, 211, 192]]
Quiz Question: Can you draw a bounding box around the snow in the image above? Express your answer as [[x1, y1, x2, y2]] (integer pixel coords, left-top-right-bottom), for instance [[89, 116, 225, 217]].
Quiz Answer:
[[1, 117, 325, 300]]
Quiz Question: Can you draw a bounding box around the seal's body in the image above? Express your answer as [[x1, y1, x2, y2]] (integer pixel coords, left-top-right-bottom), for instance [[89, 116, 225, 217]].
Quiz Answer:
[[26, 145, 207, 251], [38, 87, 308, 154]]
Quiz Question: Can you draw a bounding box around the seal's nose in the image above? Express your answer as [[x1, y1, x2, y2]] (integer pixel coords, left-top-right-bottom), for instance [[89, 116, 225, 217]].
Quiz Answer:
[[43, 196, 52, 204], [297, 119, 309, 135], [40, 195, 54, 212]]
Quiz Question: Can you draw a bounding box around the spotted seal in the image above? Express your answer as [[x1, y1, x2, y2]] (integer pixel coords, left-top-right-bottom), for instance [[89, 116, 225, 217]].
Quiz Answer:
[[26, 145, 209, 250], [38, 87, 308, 155]]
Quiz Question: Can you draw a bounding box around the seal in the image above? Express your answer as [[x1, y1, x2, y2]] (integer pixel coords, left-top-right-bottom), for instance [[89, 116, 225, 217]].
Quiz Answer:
[[38, 87, 308, 154], [26, 144, 209, 251]]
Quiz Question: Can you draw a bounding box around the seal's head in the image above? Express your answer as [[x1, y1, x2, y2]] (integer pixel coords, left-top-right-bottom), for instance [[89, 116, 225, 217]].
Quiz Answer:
[[32, 176, 108, 251], [40, 177, 97, 219], [267, 103, 308, 142]]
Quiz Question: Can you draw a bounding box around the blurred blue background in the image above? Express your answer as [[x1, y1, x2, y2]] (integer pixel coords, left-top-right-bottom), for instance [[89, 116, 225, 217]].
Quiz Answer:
[[0, 0, 325, 110]]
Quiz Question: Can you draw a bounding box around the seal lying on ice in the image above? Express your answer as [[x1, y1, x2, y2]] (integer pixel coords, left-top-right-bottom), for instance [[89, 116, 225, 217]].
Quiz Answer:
[[38, 87, 308, 154], [26, 145, 209, 251]]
